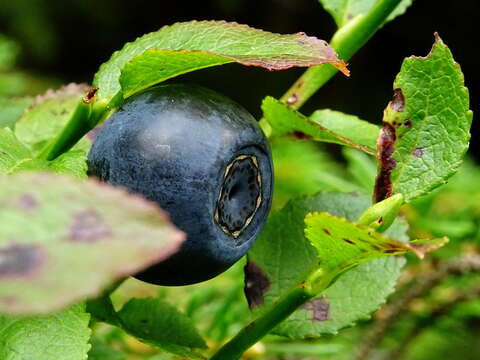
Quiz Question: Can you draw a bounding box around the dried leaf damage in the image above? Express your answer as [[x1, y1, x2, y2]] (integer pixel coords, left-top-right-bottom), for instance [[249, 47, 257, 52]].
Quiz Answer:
[[244, 261, 270, 309], [374, 123, 397, 202], [391, 88, 405, 112]]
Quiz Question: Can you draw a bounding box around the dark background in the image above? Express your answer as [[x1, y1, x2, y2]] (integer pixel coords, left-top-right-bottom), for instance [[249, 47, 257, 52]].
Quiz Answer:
[[0, 0, 477, 159]]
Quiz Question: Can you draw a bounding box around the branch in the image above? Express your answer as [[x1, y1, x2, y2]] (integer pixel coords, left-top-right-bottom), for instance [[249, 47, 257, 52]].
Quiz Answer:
[[386, 285, 480, 360], [354, 255, 480, 360]]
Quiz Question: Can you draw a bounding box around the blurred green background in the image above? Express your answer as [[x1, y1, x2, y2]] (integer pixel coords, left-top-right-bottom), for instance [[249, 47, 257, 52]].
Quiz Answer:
[[1, 1, 479, 359]]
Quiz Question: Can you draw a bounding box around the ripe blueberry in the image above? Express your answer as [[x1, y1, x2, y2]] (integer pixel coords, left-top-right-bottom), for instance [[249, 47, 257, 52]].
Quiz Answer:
[[87, 84, 273, 285]]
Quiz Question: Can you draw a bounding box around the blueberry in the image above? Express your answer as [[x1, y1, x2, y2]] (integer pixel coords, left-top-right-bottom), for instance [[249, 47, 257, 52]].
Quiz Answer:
[[87, 84, 273, 285]]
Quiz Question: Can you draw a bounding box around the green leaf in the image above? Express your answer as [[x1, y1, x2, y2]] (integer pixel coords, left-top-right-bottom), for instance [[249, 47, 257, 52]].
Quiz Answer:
[[117, 298, 207, 359], [374, 35, 472, 202], [319, 0, 413, 28], [88, 339, 126, 360], [94, 21, 348, 102], [11, 150, 88, 179], [46, 150, 88, 178], [0, 303, 91, 360], [0, 97, 32, 128], [310, 109, 379, 152], [271, 141, 358, 209], [86, 294, 119, 326], [14, 84, 90, 155], [343, 147, 376, 194], [0, 172, 184, 314], [262, 97, 378, 155], [0, 128, 32, 173], [120, 50, 231, 99], [246, 192, 408, 337], [305, 211, 444, 288]]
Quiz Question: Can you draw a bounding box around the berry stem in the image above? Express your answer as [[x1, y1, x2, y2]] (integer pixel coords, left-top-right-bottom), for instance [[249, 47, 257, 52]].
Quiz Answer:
[[37, 92, 118, 161], [38, 98, 94, 160]]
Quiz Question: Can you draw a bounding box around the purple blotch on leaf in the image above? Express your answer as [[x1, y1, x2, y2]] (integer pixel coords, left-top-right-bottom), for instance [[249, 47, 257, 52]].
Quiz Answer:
[[244, 261, 271, 309], [302, 298, 330, 321], [69, 209, 112, 243], [17, 194, 38, 212], [412, 147, 425, 157], [0, 244, 44, 277]]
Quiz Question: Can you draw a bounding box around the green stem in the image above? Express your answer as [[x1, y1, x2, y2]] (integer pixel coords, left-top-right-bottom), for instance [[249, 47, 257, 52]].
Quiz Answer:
[[38, 98, 93, 160], [38, 91, 119, 161], [281, 0, 403, 110], [210, 287, 313, 360]]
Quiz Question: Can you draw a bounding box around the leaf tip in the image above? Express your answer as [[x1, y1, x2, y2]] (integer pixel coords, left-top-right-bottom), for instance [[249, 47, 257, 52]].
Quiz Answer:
[[410, 237, 449, 259], [334, 60, 350, 76]]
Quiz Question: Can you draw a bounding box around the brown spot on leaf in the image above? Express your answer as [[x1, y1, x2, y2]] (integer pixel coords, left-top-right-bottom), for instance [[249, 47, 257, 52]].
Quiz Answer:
[[373, 245, 383, 252], [384, 249, 400, 254], [412, 147, 425, 157], [404, 120, 412, 128], [17, 194, 38, 212], [323, 228, 331, 235], [342, 238, 355, 245], [294, 80, 304, 90], [244, 261, 270, 309], [0, 244, 44, 278], [293, 131, 313, 140], [391, 88, 405, 112], [69, 210, 112, 243], [374, 123, 397, 202], [302, 298, 330, 321]]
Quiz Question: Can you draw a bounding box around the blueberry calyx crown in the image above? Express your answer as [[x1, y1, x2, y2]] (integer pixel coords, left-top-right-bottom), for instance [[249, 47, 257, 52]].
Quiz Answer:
[[215, 155, 262, 239]]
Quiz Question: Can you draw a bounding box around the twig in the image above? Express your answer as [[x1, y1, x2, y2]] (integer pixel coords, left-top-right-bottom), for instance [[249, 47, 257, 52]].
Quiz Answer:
[[386, 285, 480, 360], [353, 254, 480, 360]]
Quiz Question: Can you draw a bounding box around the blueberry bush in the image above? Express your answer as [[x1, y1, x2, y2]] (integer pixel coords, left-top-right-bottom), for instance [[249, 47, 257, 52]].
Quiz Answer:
[[0, 1, 476, 359]]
